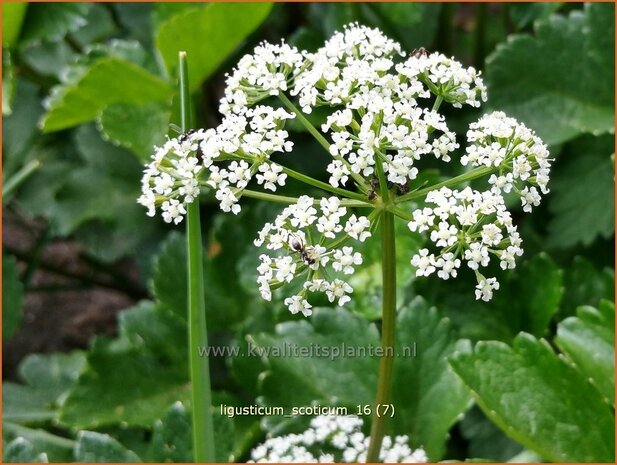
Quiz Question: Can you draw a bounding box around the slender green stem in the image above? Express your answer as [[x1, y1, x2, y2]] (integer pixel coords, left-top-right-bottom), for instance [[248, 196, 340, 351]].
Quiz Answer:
[[280, 165, 367, 201], [366, 209, 397, 463], [396, 166, 495, 203], [278, 93, 330, 152], [2, 159, 41, 203], [180, 51, 216, 463], [240, 188, 370, 207]]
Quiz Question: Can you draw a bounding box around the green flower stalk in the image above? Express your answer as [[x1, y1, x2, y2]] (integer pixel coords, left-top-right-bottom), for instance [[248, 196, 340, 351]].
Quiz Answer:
[[179, 51, 216, 463]]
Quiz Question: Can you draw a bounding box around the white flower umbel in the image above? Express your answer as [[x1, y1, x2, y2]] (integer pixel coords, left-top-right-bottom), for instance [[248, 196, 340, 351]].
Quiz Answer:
[[138, 130, 206, 224], [292, 23, 404, 113], [396, 51, 487, 108], [140, 22, 550, 306], [254, 196, 371, 315], [249, 415, 427, 463], [464, 111, 552, 212], [220, 40, 304, 115], [409, 187, 523, 300]]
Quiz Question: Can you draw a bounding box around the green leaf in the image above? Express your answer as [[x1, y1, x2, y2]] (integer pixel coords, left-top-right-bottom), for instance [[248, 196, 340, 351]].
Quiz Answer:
[[2, 79, 44, 164], [503, 253, 563, 337], [150, 402, 192, 463], [2, 254, 23, 340], [3, 437, 48, 463], [486, 3, 615, 145], [508, 3, 563, 30], [97, 101, 170, 160], [459, 407, 523, 462], [45, 125, 161, 261], [365, 3, 442, 49], [560, 256, 615, 319], [2, 423, 74, 462], [41, 58, 172, 132], [20, 3, 89, 45], [155, 2, 273, 92], [450, 333, 615, 462], [68, 4, 117, 47], [59, 306, 189, 429], [390, 298, 472, 461], [3, 48, 14, 115], [151, 232, 188, 319], [251, 300, 471, 458], [118, 301, 187, 366], [2, 3, 27, 47], [213, 412, 235, 462], [416, 254, 563, 342], [19, 41, 76, 79], [556, 301, 615, 406], [3, 352, 85, 424], [74, 431, 140, 463], [253, 307, 379, 413], [547, 134, 615, 248]]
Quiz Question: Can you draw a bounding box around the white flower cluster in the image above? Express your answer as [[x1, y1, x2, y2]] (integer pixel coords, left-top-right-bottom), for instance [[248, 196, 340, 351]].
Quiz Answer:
[[463, 111, 552, 212], [138, 106, 295, 222], [139, 23, 550, 305], [287, 23, 487, 193], [138, 131, 206, 224], [396, 52, 487, 108], [409, 187, 523, 301], [250, 415, 427, 463], [254, 196, 371, 315], [220, 40, 305, 115], [291, 23, 404, 112], [200, 106, 295, 214]]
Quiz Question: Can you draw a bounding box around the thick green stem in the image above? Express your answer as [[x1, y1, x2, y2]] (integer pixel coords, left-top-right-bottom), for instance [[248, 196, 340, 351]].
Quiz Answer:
[[366, 209, 397, 463], [180, 51, 216, 463]]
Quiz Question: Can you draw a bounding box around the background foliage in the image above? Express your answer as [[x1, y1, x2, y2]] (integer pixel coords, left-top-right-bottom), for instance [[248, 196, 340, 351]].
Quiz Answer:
[[2, 2, 614, 463]]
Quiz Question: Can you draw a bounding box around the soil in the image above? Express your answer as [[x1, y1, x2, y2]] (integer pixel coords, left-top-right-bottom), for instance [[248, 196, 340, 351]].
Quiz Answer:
[[3, 207, 146, 380]]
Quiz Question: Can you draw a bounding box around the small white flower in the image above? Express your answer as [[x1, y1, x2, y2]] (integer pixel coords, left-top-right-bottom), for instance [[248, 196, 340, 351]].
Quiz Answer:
[[332, 247, 363, 275], [274, 256, 296, 283], [344, 215, 372, 242], [284, 295, 312, 316], [256, 163, 287, 191], [475, 277, 500, 302], [411, 249, 436, 277]]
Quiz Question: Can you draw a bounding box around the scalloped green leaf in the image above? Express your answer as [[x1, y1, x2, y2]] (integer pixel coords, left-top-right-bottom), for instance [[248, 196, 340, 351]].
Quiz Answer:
[[2, 352, 86, 424], [547, 134, 615, 248], [155, 2, 273, 92], [97, 101, 170, 160], [41, 58, 172, 132], [20, 3, 89, 45], [450, 333, 615, 462], [74, 431, 140, 463], [390, 298, 473, 461], [59, 302, 189, 429], [486, 3, 614, 145], [556, 301, 615, 406], [251, 299, 472, 459], [150, 402, 192, 463], [3, 437, 48, 463]]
